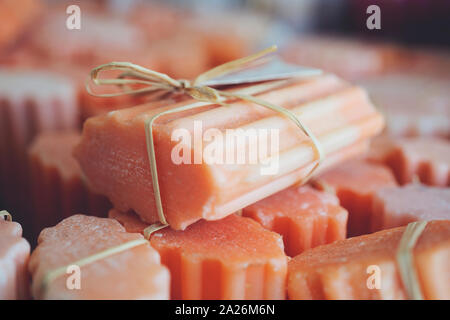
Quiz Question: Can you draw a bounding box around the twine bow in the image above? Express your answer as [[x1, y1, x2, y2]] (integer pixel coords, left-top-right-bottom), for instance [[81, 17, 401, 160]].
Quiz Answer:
[[87, 45, 324, 227]]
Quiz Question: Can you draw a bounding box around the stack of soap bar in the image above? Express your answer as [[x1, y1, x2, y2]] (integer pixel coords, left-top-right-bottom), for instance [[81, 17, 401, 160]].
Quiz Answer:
[[109, 210, 287, 299], [381, 137, 450, 186], [0, 212, 30, 300], [28, 132, 111, 240], [372, 184, 450, 232], [288, 220, 450, 300], [242, 185, 348, 257], [0, 69, 78, 231], [360, 74, 450, 138], [313, 159, 398, 236], [29, 215, 170, 299], [76, 74, 384, 230]]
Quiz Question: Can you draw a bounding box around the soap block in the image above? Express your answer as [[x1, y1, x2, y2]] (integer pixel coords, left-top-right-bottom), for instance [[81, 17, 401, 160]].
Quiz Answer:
[[76, 74, 383, 230], [29, 214, 170, 299], [30, 7, 148, 67], [313, 159, 398, 236], [282, 36, 403, 80], [288, 220, 450, 300], [0, 69, 78, 232], [372, 184, 450, 232], [242, 185, 348, 257], [109, 209, 288, 300], [0, 213, 30, 300], [0, 0, 42, 51], [381, 137, 450, 187], [359, 74, 450, 138], [28, 132, 111, 241]]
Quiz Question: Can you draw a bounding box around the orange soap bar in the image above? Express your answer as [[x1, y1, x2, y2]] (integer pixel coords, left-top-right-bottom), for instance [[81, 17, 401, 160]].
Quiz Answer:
[[76, 74, 383, 230], [313, 159, 397, 236], [28, 132, 111, 240], [30, 8, 147, 66], [0, 213, 30, 300], [360, 74, 450, 138], [29, 215, 170, 299], [109, 209, 287, 299], [242, 185, 348, 257], [282, 36, 402, 80], [0, 0, 42, 51], [382, 137, 450, 187], [288, 220, 450, 300], [372, 184, 450, 232], [0, 69, 79, 233]]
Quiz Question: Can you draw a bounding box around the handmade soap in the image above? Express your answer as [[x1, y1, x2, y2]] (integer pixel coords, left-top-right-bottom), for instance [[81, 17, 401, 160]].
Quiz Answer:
[[242, 185, 347, 257], [28, 132, 111, 240], [282, 36, 403, 80], [29, 215, 170, 299], [76, 74, 384, 230], [0, 69, 78, 232], [382, 137, 450, 186], [372, 184, 450, 232], [313, 159, 397, 236], [360, 74, 450, 138], [109, 210, 287, 300], [30, 8, 148, 66], [0, 212, 30, 300], [288, 220, 450, 300], [0, 0, 42, 51]]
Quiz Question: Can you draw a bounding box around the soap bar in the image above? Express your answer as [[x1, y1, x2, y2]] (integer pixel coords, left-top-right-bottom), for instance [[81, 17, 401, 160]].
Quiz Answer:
[[242, 185, 347, 257], [288, 220, 450, 300], [360, 74, 450, 138], [29, 215, 170, 299], [382, 137, 450, 186], [28, 132, 111, 241], [372, 184, 450, 232], [0, 214, 30, 300], [109, 210, 287, 299], [30, 7, 148, 66], [282, 36, 402, 80], [76, 74, 383, 230], [313, 159, 397, 236], [0, 0, 42, 51], [0, 69, 78, 234]]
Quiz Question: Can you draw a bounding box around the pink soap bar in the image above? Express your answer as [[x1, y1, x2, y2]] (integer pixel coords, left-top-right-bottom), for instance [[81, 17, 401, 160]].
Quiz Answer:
[[0, 69, 78, 234], [372, 184, 450, 232], [242, 185, 348, 257], [383, 137, 450, 186], [109, 210, 288, 300], [28, 132, 111, 241], [0, 216, 30, 300], [360, 74, 450, 138], [288, 220, 450, 300], [313, 159, 398, 236], [29, 215, 170, 299], [282, 36, 402, 80], [30, 7, 147, 66]]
